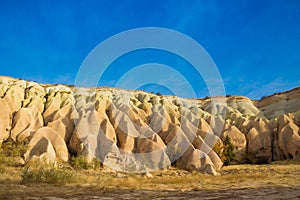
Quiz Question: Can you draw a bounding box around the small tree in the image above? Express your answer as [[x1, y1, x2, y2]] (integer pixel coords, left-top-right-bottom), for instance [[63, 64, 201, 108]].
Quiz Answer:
[[223, 136, 236, 166]]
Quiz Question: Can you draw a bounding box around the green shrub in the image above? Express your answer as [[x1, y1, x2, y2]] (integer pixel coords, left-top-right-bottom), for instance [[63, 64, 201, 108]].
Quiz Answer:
[[71, 156, 101, 170], [222, 136, 236, 166], [214, 136, 236, 166], [22, 162, 74, 184], [213, 140, 224, 158], [1, 139, 28, 157]]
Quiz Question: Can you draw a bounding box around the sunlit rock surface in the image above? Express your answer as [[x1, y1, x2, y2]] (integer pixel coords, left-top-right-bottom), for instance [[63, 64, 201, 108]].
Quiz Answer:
[[0, 76, 299, 174]]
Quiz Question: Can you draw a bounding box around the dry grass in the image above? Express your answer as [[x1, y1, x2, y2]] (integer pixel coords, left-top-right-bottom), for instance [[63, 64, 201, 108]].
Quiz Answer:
[[2, 160, 299, 190], [0, 160, 299, 199], [92, 161, 300, 191]]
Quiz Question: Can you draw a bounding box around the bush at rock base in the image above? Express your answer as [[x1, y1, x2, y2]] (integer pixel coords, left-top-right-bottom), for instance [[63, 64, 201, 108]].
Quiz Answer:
[[71, 156, 101, 170], [221, 136, 236, 166], [22, 160, 75, 184]]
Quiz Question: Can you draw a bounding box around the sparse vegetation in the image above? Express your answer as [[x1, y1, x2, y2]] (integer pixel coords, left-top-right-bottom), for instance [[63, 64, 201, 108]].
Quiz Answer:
[[70, 156, 101, 170], [0, 138, 28, 157], [5, 161, 300, 189], [0, 139, 299, 199], [0, 158, 299, 199], [22, 161, 75, 184], [0, 139, 27, 167], [213, 140, 224, 159]]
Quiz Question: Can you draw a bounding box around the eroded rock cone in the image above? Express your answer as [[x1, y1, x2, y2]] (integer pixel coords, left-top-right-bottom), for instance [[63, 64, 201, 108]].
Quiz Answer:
[[246, 119, 273, 164], [11, 107, 43, 142], [278, 121, 300, 159], [25, 127, 69, 162]]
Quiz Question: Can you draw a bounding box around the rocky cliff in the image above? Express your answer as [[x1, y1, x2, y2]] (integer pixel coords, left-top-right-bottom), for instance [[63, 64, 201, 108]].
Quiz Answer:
[[0, 76, 299, 174]]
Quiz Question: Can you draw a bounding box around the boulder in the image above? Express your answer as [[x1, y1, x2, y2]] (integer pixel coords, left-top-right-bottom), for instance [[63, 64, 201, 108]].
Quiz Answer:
[[24, 137, 56, 163], [25, 127, 69, 162]]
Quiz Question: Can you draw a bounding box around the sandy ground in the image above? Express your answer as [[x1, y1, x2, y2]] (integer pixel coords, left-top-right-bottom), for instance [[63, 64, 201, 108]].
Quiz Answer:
[[0, 184, 300, 199], [0, 160, 299, 199]]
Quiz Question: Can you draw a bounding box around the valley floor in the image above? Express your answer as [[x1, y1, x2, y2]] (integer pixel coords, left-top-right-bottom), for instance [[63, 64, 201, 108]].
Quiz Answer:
[[1, 184, 300, 200], [0, 160, 299, 199]]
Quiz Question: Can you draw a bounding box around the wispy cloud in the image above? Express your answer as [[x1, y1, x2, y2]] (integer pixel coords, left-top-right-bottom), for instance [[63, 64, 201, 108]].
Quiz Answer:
[[244, 78, 300, 100]]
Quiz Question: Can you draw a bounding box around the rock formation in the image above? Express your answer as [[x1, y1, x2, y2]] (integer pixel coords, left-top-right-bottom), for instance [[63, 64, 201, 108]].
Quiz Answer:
[[0, 76, 300, 174]]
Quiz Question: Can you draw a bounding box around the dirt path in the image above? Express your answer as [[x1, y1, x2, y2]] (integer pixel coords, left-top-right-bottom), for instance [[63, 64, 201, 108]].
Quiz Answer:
[[1, 184, 300, 200]]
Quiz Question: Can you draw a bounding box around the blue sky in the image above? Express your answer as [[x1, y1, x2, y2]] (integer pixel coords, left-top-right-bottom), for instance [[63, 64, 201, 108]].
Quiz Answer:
[[0, 0, 299, 99]]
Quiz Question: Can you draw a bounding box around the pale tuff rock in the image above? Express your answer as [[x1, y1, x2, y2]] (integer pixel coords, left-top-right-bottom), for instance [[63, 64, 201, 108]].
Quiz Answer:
[[43, 86, 73, 125], [243, 119, 273, 163], [275, 113, 300, 161], [25, 127, 69, 162], [0, 76, 300, 174], [0, 99, 12, 143], [47, 117, 74, 142], [23, 82, 45, 113], [11, 107, 43, 142], [226, 96, 262, 116], [278, 121, 300, 159], [294, 111, 300, 127], [197, 118, 220, 148], [24, 137, 57, 163], [277, 113, 294, 132], [3, 80, 26, 113], [221, 125, 246, 163], [0, 78, 10, 97], [68, 128, 84, 155], [256, 87, 300, 119]]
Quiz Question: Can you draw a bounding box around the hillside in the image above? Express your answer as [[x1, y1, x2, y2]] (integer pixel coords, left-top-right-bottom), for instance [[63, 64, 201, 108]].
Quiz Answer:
[[0, 76, 299, 174]]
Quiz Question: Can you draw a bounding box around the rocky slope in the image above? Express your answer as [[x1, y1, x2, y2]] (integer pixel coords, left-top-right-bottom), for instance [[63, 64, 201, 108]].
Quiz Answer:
[[256, 87, 300, 119], [0, 76, 300, 174]]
